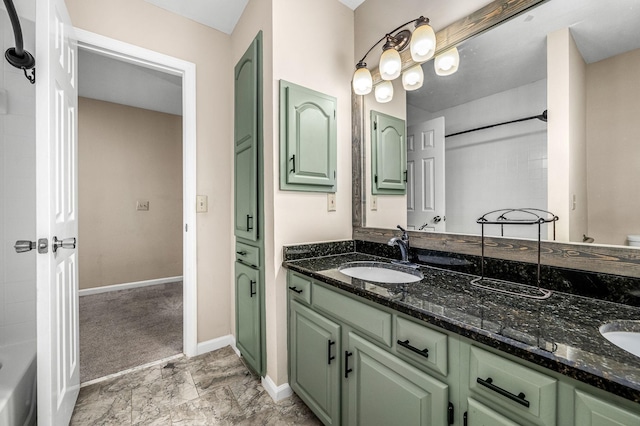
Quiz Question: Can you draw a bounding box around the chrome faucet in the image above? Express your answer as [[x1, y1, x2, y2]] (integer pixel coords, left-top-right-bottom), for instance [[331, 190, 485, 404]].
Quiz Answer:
[[388, 225, 417, 267]]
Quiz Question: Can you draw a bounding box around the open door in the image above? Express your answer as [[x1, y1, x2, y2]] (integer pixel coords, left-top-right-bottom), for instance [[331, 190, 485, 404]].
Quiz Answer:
[[407, 117, 446, 232], [36, 0, 80, 423]]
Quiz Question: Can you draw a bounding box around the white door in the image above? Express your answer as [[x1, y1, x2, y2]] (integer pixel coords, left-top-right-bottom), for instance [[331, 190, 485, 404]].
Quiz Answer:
[[36, 0, 80, 423], [406, 117, 446, 232]]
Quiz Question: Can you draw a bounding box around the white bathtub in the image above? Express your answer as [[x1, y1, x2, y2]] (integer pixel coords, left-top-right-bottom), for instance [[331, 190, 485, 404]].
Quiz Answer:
[[0, 340, 37, 426]]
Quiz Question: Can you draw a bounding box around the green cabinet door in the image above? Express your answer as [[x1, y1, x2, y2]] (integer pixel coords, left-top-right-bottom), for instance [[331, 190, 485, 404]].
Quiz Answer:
[[234, 34, 260, 241], [466, 398, 520, 426], [235, 261, 261, 373], [371, 110, 406, 194], [290, 300, 341, 425], [574, 390, 640, 426], [280, 80, 337, 192], [346, 332, 449, 426]]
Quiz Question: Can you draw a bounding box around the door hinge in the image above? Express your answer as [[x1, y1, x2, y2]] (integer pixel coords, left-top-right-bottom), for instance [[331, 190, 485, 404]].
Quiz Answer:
[[448, 402, 454, 425], [374, 121, 377, 130], [185, 224, 188, 232]]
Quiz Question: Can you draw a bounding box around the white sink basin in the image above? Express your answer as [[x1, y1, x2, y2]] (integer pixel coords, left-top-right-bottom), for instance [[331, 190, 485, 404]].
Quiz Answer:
[[338, 261, 423, 284], [600, 321, 640, 358]]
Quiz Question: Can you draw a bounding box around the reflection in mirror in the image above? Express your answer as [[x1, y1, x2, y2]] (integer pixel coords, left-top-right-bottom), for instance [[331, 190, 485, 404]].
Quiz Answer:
[[365, 0, 640, 247]]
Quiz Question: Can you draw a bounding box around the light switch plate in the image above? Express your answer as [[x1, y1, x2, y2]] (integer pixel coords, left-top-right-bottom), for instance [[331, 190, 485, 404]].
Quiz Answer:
[[196, 195, 208, 213], [327, 193, 336, 211], [371, 195, 378, 211], [136, 200, 150, 211]]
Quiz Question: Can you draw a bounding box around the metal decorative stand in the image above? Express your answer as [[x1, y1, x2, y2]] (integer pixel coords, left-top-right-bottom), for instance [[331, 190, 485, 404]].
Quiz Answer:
[[471, 208, 559, 300]]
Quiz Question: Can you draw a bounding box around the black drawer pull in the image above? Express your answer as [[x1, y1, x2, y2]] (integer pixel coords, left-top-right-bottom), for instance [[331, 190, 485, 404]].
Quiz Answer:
[[344, 351, 353, 378], [397, 339, 429, 358], [236, 251, 247, 256], [290, 154, 296, 173], [246, 215, 253, 231], [250, 280, 257, 297], [476, 377, 530, 408], [327, 340, 335, 365], [288, 286, 303, 294]]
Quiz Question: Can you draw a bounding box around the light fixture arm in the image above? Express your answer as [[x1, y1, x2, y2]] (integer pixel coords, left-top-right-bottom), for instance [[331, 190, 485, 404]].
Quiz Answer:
[[356, 16, 429, 66], [3, 0, 36, 84]]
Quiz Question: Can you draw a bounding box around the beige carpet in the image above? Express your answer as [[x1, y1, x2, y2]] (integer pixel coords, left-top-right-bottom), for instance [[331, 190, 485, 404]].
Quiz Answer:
[[79, 282, 183, 382]]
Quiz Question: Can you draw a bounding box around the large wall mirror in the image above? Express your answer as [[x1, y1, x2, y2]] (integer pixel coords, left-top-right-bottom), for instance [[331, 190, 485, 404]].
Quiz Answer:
[[353, 0, 640, 276]]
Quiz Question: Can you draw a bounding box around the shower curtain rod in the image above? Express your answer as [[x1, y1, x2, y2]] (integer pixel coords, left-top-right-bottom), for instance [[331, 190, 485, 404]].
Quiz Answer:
[[3, 0, 36, 84], [445, 110, 547, 138]]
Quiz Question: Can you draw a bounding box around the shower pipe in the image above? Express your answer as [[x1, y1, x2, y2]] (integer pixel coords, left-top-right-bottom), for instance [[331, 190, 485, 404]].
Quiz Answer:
[[445, 110, 547, 138], [3, 0, 36, 84]]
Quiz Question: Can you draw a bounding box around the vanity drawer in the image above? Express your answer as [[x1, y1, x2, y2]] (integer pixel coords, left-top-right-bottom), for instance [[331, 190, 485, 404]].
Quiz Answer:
[[313, 284, 392, 347], [288, 272, 312, 305], [469, 346, 557, 426], [395, 316, 448, 376], [235, 242, 260, 267]]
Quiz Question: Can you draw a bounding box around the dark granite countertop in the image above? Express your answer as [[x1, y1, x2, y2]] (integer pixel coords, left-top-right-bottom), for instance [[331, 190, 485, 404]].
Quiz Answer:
[[283, 252, 640, 404]]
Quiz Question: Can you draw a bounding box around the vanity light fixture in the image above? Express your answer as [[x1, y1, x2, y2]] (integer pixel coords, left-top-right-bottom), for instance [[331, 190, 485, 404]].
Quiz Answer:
[[434, 47, 460, 76], [352, 16, 436, 101]]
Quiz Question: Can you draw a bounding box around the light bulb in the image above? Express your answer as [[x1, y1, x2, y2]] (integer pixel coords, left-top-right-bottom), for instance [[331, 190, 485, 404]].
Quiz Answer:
[[434, 47, 460, 76], [375, 81, 394, 103], [352, 66, 372, 95], [402, 64, 424, 91], [379, 48, 401, 80], [410, 21, 436, 62]]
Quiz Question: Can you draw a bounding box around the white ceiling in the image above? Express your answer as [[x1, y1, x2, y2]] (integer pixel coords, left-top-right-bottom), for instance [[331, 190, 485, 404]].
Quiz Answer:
[[407, 0, 640, 113]]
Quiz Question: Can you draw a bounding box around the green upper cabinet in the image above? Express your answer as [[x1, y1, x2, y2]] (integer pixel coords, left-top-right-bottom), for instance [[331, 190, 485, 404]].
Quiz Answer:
[[234, 34, 261, 242], [280, 81, 337, 192], [371, 110, 406, 194]]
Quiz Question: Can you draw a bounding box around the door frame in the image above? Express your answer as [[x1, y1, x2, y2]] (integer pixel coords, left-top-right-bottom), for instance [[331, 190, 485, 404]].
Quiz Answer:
[[74, 29, 198, 357]]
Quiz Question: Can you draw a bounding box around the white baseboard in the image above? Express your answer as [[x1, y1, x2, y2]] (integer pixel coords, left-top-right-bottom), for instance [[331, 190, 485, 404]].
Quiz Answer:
[[196, 334, 235, 356], [262, 375, 293, 402], [79, 276, 183, 296]]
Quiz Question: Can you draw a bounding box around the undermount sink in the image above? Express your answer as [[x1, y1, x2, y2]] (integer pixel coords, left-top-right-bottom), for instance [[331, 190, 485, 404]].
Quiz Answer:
[[600, 320, 640, 358], [338, 261, 423, 284]]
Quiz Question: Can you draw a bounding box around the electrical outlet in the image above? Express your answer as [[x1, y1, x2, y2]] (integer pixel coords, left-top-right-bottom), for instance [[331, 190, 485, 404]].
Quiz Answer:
[[196, 195, 208, 213], [136, 200, 149, 211], [371, 195, 378, 211], [327, 193, 336, 211]]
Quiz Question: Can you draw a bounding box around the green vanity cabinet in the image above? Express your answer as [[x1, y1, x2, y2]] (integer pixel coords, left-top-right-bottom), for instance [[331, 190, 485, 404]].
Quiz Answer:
[[346, 332, 449, 426], [234, 32, 265, 376], [286, 269, 640, 426], [371, 110, 406, 195], [235, 261, 262, 373], [290, 300, 341, 425], [280, 80, 337, 192]]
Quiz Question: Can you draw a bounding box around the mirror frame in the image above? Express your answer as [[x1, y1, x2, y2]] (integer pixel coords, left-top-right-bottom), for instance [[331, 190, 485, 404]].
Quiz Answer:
[[351, 0, 640, 278]]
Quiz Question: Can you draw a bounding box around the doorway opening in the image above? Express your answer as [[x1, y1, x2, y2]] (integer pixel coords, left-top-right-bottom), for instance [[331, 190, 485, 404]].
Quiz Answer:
[[75, 29, 198, 383]]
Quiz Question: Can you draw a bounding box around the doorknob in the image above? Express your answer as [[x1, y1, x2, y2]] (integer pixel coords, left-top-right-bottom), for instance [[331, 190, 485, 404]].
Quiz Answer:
[[52, 236, 76, 253], [14, 238, 49, 254]]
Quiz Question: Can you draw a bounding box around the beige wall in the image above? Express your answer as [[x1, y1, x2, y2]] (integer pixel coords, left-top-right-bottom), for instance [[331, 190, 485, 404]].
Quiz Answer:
[[78, 98, 182, 289], [586, 48, 640, 245], [547, 28, 587, 242], [270, 0, 354, 386], [67, 0, 233, 342]]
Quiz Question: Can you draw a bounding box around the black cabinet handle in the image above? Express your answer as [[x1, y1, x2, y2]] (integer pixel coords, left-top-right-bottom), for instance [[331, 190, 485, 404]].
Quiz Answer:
[[327, 340, 335, 365], [448, 402, 454, 425], [397, 339, 429, 358], [250, 280, 257, 297], [404, 170, 408, 183], [463, 412, 467, 426], [476, 377, 530, 407], [236, 251, 247, 256], [290, 154, 296, 173], [344, 351, 353, 378], [288, 286, 303, 294], [246, 215, 253, 231]]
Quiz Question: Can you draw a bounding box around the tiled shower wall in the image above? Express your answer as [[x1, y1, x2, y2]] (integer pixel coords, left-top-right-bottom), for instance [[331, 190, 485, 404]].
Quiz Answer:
[[0, 10, 36, 346]]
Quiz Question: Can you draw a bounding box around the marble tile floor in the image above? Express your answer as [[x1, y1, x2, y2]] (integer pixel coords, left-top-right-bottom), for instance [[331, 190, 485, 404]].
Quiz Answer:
[[70, 346, 322, 425]]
